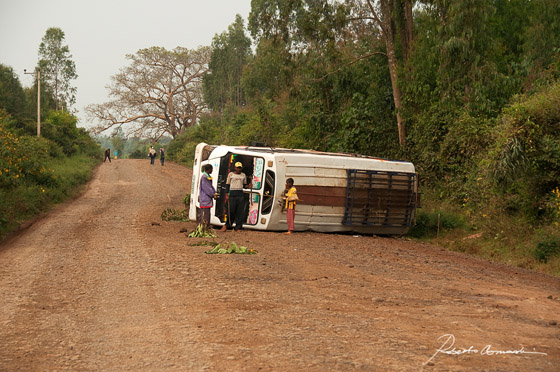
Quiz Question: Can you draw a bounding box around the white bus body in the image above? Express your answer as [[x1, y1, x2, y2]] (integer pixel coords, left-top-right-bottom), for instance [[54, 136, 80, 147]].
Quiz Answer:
[[189, 143, 420, 235]]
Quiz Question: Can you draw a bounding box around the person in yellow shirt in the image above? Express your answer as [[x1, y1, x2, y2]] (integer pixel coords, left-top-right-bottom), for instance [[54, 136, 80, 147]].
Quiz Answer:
[[283, 178, 299, 235]]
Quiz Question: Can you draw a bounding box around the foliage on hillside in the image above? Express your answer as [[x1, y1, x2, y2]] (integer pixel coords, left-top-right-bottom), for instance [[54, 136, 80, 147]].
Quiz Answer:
[[167, 0, 560, 274], [0, 61, 101, 240]]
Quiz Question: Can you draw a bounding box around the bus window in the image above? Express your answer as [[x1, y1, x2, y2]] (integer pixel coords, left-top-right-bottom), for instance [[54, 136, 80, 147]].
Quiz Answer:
[[262, 170, 275, 215], [252, 157, 264, 190], [201, 145, 215, 161]]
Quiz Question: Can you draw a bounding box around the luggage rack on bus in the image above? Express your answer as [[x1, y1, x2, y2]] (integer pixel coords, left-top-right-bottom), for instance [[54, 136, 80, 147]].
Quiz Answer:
[[342, 169, 417, 227]]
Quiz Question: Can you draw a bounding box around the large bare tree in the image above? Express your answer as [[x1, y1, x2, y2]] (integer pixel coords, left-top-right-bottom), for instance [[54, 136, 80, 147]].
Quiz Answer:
[[87, 46, 210, 139]]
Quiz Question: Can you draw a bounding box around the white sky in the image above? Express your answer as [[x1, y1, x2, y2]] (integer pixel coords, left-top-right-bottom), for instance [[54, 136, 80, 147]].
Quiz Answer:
[[0, 0, 252, 128]]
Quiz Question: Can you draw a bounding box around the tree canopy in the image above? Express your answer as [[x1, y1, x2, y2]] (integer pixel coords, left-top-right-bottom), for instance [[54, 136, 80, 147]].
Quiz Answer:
[[203, 15, 252, 112], [0, 64, 26, 120], [38, 27, 78, 111]]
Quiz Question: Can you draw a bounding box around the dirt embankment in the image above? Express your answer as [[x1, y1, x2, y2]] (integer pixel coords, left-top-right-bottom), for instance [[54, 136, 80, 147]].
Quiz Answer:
[[0, 159, 558, 371]]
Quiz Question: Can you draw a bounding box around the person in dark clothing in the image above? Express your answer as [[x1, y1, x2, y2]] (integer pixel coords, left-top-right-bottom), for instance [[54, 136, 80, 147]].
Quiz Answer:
[[104, 148, 111, 163], [159, 148, 165, 166], [221, 161, 252, 232]]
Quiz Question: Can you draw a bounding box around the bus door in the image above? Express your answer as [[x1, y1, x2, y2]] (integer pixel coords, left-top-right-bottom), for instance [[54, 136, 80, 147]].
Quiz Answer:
[[214, 153, 265, 226], [247, 156, 265, 225]]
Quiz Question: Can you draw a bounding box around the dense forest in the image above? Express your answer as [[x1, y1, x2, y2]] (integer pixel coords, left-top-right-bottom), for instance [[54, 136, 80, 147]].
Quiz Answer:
[[168, 0, 560, 272]]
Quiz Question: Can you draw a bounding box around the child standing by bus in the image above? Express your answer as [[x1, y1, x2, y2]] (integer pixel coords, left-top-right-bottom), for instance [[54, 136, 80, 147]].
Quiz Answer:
[[284, 178, 299, 234]]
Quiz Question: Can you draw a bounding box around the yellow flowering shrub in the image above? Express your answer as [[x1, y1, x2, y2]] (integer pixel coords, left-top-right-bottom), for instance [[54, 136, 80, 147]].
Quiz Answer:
[[0, 121, 53, 188]]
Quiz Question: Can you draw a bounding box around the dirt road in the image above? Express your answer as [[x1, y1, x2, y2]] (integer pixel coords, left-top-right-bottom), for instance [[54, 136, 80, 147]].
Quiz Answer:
[[0, 159, 558, 371]]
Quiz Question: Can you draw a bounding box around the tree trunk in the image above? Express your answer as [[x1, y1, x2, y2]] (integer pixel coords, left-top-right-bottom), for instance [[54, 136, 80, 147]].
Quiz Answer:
[[379, 0, 407, 146], [397, 0, 414, 63], [55, 74, 59, 111], [404, 0, 414, 58], [386, 40, 406, 146]]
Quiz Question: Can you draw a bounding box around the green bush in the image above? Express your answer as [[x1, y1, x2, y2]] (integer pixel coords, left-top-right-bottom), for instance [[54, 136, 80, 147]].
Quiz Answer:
[[408, 210, 465, 238], [42, 111, 100, 157], [533, 238, 560, 263], [486, 82, 560, 219], [0, 153, 99, 239], [46, 154, 97, 197], [0, 185, 48, 238], [0, 119, 54, 188], [128, 147, 147, 159]]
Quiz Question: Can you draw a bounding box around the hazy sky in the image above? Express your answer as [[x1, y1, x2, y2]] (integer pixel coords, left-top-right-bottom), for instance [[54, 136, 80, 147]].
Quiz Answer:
[[0, 0, 252, 127]]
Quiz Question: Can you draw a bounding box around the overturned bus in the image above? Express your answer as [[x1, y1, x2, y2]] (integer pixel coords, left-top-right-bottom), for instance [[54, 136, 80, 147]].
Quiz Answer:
[[189, 143, 420, 235]]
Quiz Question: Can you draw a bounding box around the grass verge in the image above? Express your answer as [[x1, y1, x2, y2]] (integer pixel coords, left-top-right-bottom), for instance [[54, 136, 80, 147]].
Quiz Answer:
[[408, 193, 560, 277], [0, 154, 99, 240]]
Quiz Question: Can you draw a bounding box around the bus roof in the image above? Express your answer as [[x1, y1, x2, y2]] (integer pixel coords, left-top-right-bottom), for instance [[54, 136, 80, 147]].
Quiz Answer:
[[222, 145, 413, 165]]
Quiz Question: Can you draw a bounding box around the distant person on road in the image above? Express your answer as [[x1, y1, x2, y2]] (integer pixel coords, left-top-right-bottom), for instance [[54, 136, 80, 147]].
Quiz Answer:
[[221, 161, 252, 232], [283, 178, 299, 235], [104, 148, 111, 163], [114, 149, 118, 160], [148, 146, 156, 165], [159, 148, 165, 166], [198, 164, 216, 226]]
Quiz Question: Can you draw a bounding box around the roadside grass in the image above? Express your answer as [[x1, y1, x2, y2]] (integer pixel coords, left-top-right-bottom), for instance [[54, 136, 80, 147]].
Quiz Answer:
[[45, 154, 98, 203], [408, 193, 560, 277], [0, 154, 99, 240]]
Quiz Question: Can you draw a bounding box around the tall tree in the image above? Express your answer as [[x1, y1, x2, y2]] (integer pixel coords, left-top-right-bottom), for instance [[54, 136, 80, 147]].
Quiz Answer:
[[360, 0, 412, 147], [87, 46, 211, 139], [38, 27, 77, 111], [203, 15, 252, 112]]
